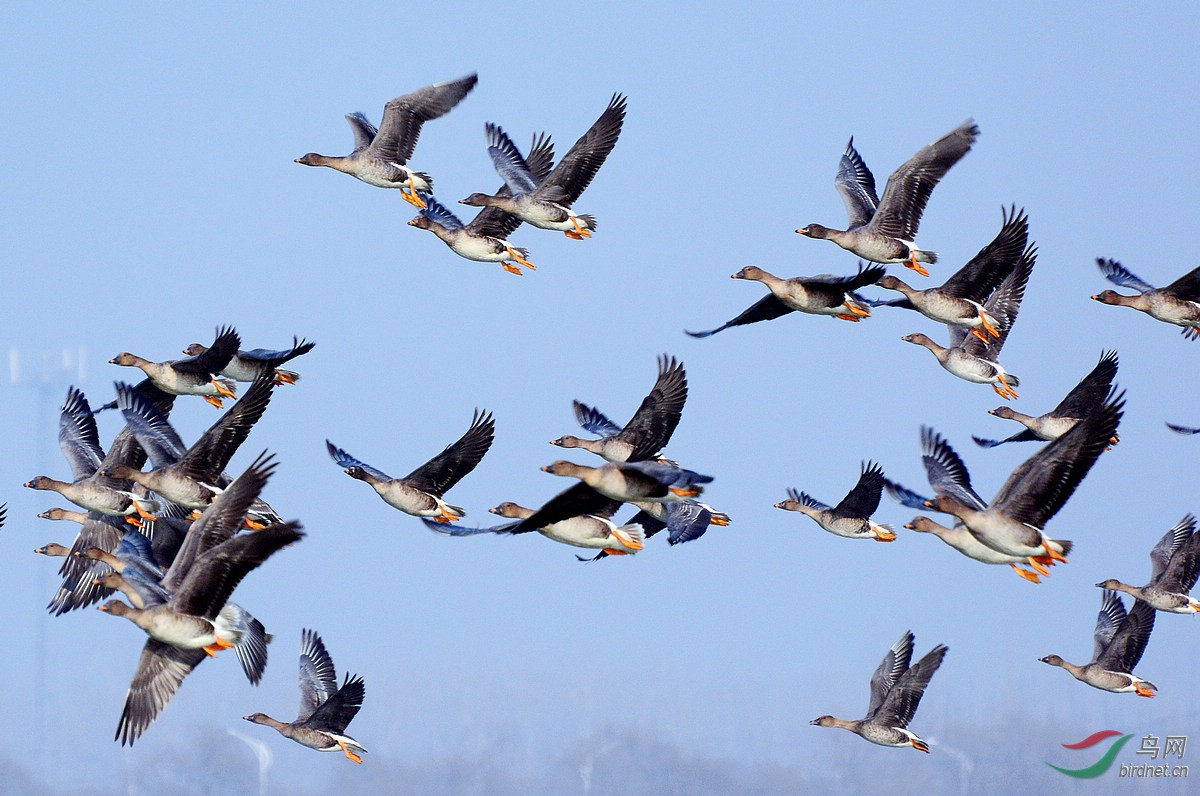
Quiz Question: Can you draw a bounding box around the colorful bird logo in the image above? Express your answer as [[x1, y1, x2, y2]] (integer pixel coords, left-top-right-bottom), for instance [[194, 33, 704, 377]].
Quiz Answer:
[[1046, 730, 1134, 778]]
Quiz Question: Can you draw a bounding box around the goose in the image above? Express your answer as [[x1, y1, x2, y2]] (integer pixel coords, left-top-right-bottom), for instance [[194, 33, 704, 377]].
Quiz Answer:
[[109, 326, 240, 408], [812, 631, 948, 752], [685, 263, 885, 338], [295, 74, 478, 208], [327, 410, 494, 523], [460, 94, 626, 239], [551, 355, 687, 463], [926, 389, 1123, 567], [182, 336, 314, 385], [775, 461, 895, 541], [883, 427, 1065, 583], [901, 242, 1035, 399], [244, 629, 367, 763], [870, 205, 1028, 341], [1092, 258, 1200, 338], [797, 120, 979, 275], [1096, 515, 1200, 614], [973, 351, 1119, 447], [422, 501, 645, 555], [1040, 591, 1157, 696]]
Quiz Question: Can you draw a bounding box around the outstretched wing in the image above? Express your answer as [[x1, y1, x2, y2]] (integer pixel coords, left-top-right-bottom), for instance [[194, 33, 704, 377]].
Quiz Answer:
[[684, 294, 794, 338], [873, 644, 948, 729], [832, 461, 886, 519], [325, 440, 392, 482], [59, 386, 105, 481], [1096, 597, 1155, 674], [866, 630, 915, 718], [869, 120, 979, 241], [536, 94, 626, 207], [618, 355, 688, 462], [834, 136, 879, 229], [1095, 258, 1155, 293], [938, 205, 1028, 301], [115, 639, 206, 746], [402, 410, 495, 496], [305, 673, 366, 734], [920, 427, 987, 510], [1159, 264, 1200, 301], [298, 628, 340, 722], [370, 73, 479, 165], [485, 123, 540, 196], [573, 402, 623, 438], [1049, 351, 1119, 419]]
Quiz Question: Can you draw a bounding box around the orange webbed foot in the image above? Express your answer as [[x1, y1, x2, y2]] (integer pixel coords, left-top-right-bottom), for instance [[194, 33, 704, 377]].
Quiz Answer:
[[980, 315, 1001, 338], [133, 502, 158, 522], [910, 738, 931, 753], [1027, 557, 1050, 576], [204, 396, 225, 409], [403, 178, 427, 209], [835, 313, 862, 322], [970, 327, 990, 344], [906, 257, 930, 277], [273, 370, 297, 385], [1134, 682, 1156, 698], [501, 263, 523, 275], [1012, 565, 1042, 584], [212, 379, 237, 400], [669, 487, 699, 497], [124, 515, 144, 529]]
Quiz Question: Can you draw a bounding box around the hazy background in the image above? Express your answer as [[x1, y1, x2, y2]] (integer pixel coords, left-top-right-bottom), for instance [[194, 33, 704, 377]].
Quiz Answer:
[[3, 3, 1199, 794]]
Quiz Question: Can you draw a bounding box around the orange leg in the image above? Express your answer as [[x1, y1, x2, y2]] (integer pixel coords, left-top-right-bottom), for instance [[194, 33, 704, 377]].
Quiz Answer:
[[844, 302, 871, 317], [506, 248, 536, 269], [1044, 544, 1068, 564], [338, 740, 364, 764], [910, 738, 930, 753], [124, 515, 144, 529], [243, 518, 267, 530], [273, 370, 297, 385], [670, 487, 699, 497], [1134, 682, 1156, 698], [970, 327, 990, 344], [402, 178, 427, 209], [133, 501, 158, 522], [979, 314, 1001, 338], [835, 313, 862, 322], [566, 215, 592, 238], [872, 527, 897, 542], [212, 379, 237, 400], [1027, 557, 1050, 576]]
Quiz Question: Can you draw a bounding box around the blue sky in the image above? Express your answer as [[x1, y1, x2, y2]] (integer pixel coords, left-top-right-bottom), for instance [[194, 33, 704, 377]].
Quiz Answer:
[[3, 3, 1200, 794]]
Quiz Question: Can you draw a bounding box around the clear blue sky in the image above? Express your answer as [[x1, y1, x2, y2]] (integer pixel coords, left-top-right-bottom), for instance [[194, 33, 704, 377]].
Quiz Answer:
[[3, 3, 1199, 794]]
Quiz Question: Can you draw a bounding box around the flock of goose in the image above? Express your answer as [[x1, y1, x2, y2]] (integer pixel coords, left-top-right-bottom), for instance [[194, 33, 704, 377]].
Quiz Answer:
[[18, 72, 1200, 763]]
